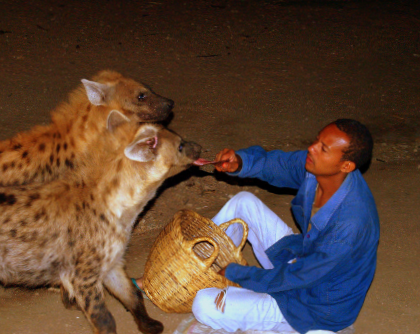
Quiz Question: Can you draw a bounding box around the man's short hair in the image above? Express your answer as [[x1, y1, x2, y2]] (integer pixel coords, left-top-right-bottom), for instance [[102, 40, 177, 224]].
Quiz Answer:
[[332, 119, 373, 170]]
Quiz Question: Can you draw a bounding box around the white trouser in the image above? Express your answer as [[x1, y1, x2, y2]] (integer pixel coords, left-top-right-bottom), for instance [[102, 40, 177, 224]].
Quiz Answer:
[[192, 191, 297, 333]]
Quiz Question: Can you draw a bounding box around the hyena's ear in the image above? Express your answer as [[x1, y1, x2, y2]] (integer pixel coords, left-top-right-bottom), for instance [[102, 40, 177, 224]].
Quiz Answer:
[[107, 110, 130, 132], [124, 126, 159, 162], [81, 79, 112, 106]]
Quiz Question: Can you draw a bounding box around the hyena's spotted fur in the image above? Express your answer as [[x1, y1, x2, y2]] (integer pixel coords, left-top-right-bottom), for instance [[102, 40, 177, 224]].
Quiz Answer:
[[0, 110, 201, 334], [0, 70, 174, 187]]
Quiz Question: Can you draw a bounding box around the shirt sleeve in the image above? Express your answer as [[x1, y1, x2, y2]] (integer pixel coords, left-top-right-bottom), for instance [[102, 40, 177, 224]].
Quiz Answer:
[[225, 241, 352, 293], [229, 146, 307, 189]]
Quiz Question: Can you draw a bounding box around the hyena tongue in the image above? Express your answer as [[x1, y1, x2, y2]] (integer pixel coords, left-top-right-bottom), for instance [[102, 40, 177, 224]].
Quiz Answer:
[[193, 158, 229, 166]]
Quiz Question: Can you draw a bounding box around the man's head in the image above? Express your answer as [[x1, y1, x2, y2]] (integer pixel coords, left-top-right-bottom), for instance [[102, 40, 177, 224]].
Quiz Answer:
[[305, 119, 373, 177], [332, 119, 373, 170]]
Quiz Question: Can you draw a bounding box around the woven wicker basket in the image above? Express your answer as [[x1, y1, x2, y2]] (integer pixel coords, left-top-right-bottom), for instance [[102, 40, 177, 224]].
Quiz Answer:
[[143, 209, 248, 313]]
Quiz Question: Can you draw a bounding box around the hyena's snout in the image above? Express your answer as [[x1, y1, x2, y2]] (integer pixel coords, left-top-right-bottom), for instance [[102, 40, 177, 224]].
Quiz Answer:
[[152, 96, 174, 121], [162, 97, 174, 112], [184, 141, 202, 161]]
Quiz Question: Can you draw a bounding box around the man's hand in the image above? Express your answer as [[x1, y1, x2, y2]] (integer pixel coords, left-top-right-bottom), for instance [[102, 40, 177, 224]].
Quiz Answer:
[[218, 266, 227, 277], [214, 149, 242, 173]]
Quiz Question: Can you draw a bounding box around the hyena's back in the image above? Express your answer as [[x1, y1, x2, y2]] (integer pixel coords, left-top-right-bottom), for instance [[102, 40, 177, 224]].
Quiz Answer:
[[0, 96, 94, 187]]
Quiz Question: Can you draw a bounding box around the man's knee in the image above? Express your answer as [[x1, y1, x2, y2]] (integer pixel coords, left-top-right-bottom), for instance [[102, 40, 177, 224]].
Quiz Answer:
[[192, 289, 211, 315], [229, 191, 261, 209], [192, 289, 220, 327], [233, 191, 258, 202]]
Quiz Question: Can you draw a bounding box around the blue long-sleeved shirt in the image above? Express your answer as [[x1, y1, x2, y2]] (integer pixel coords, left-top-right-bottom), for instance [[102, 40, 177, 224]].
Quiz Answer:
[[225, 146, 380, 334]]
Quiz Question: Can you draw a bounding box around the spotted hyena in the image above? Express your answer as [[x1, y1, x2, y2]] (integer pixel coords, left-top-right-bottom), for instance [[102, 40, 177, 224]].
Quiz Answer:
[[0, 70, 174, 186], [0, 110, 201, 334]]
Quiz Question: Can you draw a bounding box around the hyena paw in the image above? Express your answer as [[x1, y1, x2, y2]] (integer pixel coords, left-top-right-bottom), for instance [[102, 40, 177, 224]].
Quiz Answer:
[[139, 319, 164, 334]]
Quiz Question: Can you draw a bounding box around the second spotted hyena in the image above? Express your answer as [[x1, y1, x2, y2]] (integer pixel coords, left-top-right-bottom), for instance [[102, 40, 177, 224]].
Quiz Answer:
[[0, 70, 174, 186], [0, 110, 201, 334]]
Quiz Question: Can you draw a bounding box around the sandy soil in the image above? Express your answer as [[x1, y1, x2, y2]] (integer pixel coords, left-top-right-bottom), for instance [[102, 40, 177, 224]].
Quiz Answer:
[[0, 0, 419, 333]]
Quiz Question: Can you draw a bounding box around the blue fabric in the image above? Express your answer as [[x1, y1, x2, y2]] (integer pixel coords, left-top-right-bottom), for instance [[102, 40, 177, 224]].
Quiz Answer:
[[225, 146, 380, 334]]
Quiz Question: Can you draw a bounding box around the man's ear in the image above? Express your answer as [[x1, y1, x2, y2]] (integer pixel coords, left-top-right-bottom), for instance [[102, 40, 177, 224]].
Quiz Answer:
[[81, 79, 112, 106], [124, 126, 159, 162], [341, 160, 356, 173]]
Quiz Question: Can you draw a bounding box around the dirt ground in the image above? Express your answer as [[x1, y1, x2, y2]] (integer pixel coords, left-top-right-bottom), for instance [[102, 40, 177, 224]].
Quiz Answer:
[[1, 0, 419, 333]]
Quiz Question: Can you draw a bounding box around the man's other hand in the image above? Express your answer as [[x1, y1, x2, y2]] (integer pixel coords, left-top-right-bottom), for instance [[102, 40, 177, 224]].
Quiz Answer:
[[218, 267, 227, 277]]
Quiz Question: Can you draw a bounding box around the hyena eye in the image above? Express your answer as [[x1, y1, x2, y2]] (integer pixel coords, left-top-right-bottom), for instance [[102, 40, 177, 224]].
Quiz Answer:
[[137, 93, 146, 101], [178, 142, 184, 152]]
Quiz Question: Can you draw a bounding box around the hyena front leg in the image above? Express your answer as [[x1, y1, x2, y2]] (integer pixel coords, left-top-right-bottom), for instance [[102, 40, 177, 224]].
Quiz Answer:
[[103, 265, 163, 334], [73, 282, 117, 334], [60, 285, 80, 310]]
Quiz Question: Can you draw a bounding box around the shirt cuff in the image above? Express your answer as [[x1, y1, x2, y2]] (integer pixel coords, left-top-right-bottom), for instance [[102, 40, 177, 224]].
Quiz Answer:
[[226, 151, 247, 177], [225, 263, 243, 282]]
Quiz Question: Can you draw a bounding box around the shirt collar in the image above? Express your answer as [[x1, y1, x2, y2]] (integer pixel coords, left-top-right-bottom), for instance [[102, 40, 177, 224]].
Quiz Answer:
[[308, 171, 355, 231]]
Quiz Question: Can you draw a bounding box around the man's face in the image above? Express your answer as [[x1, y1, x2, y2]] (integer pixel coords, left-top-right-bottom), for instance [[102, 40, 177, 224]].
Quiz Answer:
[[305, 124, 351, 177]]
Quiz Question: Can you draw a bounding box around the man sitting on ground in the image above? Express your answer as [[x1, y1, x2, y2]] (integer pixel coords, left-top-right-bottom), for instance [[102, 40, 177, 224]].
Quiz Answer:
[[190, 119, 379, 333]]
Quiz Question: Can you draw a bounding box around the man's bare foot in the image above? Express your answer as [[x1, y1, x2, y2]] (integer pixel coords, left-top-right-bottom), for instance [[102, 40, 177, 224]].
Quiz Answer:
[[131, 277, 149, 300], [135, 277, 144, 289]]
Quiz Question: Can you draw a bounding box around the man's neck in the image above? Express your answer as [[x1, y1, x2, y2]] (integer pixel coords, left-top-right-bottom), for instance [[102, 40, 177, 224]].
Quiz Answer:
[[315, 173, 348, 208]]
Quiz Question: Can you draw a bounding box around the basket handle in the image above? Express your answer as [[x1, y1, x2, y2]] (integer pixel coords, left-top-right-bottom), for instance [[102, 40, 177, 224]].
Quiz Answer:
[[219, 218, 249, 255], [186, 236, 220, 269]]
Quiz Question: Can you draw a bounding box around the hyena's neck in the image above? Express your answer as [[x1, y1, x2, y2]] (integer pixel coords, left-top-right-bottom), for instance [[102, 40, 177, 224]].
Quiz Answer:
[[88, 159, 168, 231]]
